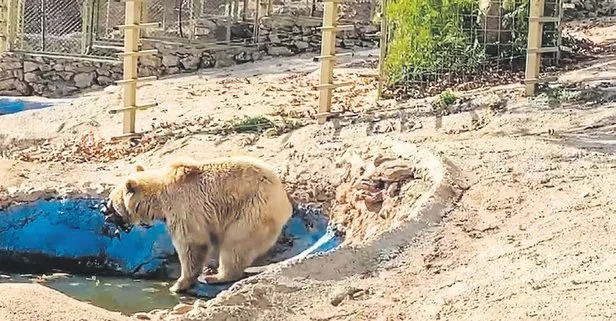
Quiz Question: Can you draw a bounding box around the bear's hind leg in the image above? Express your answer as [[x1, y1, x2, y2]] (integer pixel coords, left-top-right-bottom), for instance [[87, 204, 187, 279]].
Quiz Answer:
[[169, 243, 211, 293], [204, 223, 281, 285]]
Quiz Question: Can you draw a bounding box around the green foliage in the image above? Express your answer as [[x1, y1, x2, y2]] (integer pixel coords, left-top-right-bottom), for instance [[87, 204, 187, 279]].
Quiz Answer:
[[384, 0, 533, 86], [228, 115, 275, 133], [439, 91, 457, 105], [384, 0, 479, 84]]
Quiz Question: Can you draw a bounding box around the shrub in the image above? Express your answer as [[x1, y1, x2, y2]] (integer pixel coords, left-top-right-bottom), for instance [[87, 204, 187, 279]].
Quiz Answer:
[[384, 0, 538, 86]]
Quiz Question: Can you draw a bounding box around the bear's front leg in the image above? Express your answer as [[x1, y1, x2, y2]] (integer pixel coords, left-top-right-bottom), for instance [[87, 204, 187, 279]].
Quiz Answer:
[[169, 242, 210, 293]]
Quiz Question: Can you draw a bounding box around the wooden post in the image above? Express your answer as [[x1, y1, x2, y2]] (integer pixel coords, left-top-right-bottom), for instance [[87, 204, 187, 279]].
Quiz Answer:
[[17, 0, 23, 50], [376, 0, 387, 99], [254, 0, 267, 45], [122, 0, 140, 134], [317, 0, 337, 124], [241, 0, 247, 21], [315, 0, 354, 124], [81, 0, 94, 54], [5, 0, 15, 51], [524, 0, 544, 96], [556, 0, 563, 65], [141, 0, 149, 38], [0, 0, 8, 52], [226, 0, 232, 44], [112, 0, 159, 137]]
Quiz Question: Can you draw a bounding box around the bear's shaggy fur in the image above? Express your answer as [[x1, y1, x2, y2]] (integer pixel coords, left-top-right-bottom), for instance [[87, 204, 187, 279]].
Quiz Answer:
[[105, 156, 293, 293]]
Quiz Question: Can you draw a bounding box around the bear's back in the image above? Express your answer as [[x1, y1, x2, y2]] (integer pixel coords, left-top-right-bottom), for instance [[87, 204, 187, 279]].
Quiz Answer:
[[164, 156, 289, 222]]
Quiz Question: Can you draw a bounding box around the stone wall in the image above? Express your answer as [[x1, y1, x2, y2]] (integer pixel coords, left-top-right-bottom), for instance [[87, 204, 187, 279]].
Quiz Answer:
[[0, 14, 378, 98], [565, 0, 616, 18]]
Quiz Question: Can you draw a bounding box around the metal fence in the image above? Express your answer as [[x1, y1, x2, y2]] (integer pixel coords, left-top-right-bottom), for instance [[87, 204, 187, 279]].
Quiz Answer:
[[2, 0, 376, 57], [92, 0, 263, 45], [9, 0, 85, 54], [381, 0, 563, 98]]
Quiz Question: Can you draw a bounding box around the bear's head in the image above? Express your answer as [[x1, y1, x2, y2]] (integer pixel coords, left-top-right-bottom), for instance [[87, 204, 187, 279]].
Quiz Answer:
[[101, 164, 158, 233]]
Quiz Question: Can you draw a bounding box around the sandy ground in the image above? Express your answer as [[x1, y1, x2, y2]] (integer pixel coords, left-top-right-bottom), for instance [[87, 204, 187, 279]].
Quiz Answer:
[[0, 284, 130, 321], [2, 18, 616, 321]]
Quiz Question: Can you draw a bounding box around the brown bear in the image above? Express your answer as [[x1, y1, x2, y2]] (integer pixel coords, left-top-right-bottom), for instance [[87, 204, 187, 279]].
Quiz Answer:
[[103, 156, 293, 293]]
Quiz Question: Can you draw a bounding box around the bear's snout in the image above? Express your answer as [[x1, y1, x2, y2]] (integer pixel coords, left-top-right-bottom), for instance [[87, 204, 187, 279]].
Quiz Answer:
[[99, 198, 134, 233]]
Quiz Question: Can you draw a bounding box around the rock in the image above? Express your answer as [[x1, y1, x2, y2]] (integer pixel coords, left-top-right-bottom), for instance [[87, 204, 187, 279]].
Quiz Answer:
[[140, 54, 163, 68], [103, 85, 121, 93], [234, 51, 252, 64], [133, 312, 151, 320], [0, 69, 14, 81], [11, 69, 23, 81], [0, 79, 16, 91], [171, 303, 192, 315], [96, 67, 111, 77], [193, 299, 207, 309], [213, 51, 235, 68], [1, 60, 22, 70], [74, 72, 95, 88], [179, 55, 201, 71], [23, 61, 40, 73], [329, 286, 363, 306], [24, 72, 40, 83], [0, 78, 30, 95], [59, 72, 74, 81], [97, 76, 115, 86], [200, 53, 216, 68], [267, 46, 294, 56], [262, 128, 279, 137], [268, 33, 282, 43], [138, 67, 156, 77], [294, 41, 310, 50], [162, 54, 180, 67], [76, 65, 96, 73], [165, 67, 180, 75], [252, 51, 264, 61], [148, 309, 169, 320]]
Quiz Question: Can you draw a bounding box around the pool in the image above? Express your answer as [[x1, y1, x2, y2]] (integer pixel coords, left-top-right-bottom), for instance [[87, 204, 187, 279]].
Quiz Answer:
[[0, 198, 343, 314], [0, 97, 53, 115]]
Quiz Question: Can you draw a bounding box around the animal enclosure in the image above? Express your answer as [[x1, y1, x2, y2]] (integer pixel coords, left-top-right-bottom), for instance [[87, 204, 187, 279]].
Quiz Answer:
[[381, 0, 564, 98], [1, 0, 355, 56]]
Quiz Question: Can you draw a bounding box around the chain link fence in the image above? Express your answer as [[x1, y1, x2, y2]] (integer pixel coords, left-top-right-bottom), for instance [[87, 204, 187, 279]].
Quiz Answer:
[[92, 0, 256, 45], [14, 0, 84, 53], [7, 0, 378, 56]]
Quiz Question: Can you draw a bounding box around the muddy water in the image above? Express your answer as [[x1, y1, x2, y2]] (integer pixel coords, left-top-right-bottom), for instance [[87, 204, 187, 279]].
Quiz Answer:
[[0, 272, 186, 315]]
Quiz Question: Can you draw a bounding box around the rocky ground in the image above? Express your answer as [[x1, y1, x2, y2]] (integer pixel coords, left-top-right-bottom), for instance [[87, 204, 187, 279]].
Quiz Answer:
[[1, 17, 616, 321]]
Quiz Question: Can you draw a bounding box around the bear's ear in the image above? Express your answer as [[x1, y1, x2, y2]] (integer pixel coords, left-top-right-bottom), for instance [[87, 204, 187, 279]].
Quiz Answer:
[[135, 165, 145, 172], [125, 179, 140, 195]]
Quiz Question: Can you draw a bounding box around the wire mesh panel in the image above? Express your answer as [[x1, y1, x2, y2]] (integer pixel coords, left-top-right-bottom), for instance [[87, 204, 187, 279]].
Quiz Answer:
[[382, 0, 562, 98], [16, 0, 83, 53], [94, 0, 202, 40], [93, 0, 125, 41]]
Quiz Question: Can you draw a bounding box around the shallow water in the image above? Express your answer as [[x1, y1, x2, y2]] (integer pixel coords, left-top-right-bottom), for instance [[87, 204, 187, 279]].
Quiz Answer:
[[0, 198, 343, 314], [0, 272, 184, 315], [0, 98, 52, 115]]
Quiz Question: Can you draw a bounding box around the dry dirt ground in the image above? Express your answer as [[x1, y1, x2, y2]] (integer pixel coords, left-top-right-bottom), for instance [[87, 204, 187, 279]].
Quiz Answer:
[[2, 19, 616, 321]]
